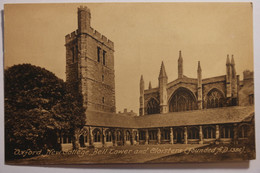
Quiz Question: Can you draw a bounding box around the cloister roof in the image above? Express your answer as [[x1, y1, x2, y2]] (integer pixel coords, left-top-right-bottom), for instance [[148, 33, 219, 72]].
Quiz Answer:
[[85, 106, 254, 129]]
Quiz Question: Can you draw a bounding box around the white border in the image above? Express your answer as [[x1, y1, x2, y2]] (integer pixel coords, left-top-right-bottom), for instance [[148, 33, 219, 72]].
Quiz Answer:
[[0, 0, 259, 173]]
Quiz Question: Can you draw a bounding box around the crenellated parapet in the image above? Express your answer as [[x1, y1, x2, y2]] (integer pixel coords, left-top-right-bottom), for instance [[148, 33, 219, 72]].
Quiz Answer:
[[88, 27, 114, 49], [65, 30, 79, 44], [243, 70, 254, 81], [118, 109, 137, 116], [65, 27, 114, 50]]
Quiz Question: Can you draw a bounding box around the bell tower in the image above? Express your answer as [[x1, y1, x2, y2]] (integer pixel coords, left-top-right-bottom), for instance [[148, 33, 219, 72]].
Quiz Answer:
[[65, 6, 116, 113]]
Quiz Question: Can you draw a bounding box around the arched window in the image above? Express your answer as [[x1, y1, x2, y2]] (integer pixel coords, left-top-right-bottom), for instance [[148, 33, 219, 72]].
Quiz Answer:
[[117, 131, 123, 142], [134, 131, 137, 141], [203, 126, 216, 139], [147, 98, 160, 115], [139, 131, 146, 140], [239, 125, 249, 138], [206, 89, 225, 109], [174, 128, 183, 143], [221, 125, 234, 138], [188, 127, 199, 139], [93, 129, 101, 142], [149, 130, 158, 140], [126, 131, 131, 141], [161, 129, 170, 140], [105, 130, 112, 142], [85, 135, 88, 143], [79, 135, 85, 147], [169, 87, 197, 112]]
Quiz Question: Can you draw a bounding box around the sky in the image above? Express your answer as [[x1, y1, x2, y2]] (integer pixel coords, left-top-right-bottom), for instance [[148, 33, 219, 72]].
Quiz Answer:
[[4, 3, 254, 114]]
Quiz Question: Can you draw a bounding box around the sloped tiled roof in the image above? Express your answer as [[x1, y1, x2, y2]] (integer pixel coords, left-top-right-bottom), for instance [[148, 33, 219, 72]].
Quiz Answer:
[[85, 106, 254, 129]]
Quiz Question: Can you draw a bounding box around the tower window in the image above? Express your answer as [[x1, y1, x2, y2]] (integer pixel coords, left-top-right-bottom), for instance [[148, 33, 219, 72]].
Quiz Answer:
[[75, 45, 78, 61], [71, 47, 75, 63], [102, 74, 104, 82], [103, 50, 106, 65], [97, 47, 101, 62], [102, 97, 105, 104]]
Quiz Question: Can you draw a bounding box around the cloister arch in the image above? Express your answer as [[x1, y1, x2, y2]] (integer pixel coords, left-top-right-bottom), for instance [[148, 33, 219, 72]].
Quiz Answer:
[[93, 128, 102, 142]]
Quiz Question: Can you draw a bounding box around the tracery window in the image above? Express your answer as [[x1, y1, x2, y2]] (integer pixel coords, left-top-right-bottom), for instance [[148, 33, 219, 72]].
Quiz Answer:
[[117, 131, 123, 141], [238, 125, 249, 138], [206, 89, 224, 109], [161, 129, 170, 140], [188, 127, 199, 139], [203, 127, 216, 139], [105, 130, 112, 142], [147, 98, 160, 115], [139, 131, 146, 140], [169, 87, 197, 112], [93, 129, 101, 142], [149, 130, 157, 140], [126, 131, 131, 141], [221, 125, 234, 138]]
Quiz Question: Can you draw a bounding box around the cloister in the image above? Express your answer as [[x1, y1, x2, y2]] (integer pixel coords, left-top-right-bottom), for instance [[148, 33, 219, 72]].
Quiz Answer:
[[61, 106, 254, 149]]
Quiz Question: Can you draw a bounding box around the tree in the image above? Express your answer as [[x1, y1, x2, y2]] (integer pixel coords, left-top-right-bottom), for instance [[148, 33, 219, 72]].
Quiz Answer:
[[5, 64, 85, 160]]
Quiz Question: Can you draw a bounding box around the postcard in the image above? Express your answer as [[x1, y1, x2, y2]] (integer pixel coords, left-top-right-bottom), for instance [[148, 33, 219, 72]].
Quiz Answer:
[[4, 3, 255, 164]]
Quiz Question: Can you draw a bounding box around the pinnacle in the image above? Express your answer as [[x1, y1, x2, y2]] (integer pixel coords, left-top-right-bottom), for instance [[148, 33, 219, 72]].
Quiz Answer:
[[231, 55, 235, 65], [197, 61, 201, 71], [140, 75, 144, 81], [159, 61, 167, 78], [178, 50, 183, 61], [149, 81, 152, 89], [226, 54, 230, 65]]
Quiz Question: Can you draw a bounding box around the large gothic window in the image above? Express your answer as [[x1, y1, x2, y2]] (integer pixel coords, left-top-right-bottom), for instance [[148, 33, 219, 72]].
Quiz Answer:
[[169, 87, 197, 112], [146, 98, 160, 115], [206, 88, 225, 109]]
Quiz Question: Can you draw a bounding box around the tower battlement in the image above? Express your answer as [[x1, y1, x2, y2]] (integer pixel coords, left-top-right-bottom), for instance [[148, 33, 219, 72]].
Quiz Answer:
[[65, 30, 79, 43], [78, 5, 90, 13], [243, 70, 254, 80], [65, 28, 114, 49]]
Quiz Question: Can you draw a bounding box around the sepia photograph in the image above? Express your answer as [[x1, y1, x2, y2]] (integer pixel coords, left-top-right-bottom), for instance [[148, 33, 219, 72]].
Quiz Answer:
[[3, 2, 255, 165]]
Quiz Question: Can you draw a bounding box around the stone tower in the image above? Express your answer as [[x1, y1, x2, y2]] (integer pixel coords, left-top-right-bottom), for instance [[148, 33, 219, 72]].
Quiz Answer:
[[158, 61, 168, 113], [65, 6, 116, 113]]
